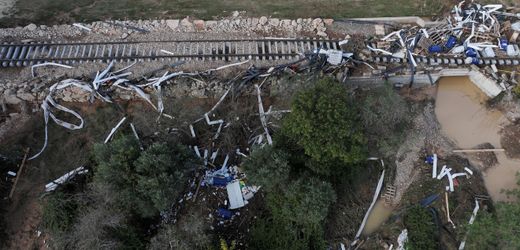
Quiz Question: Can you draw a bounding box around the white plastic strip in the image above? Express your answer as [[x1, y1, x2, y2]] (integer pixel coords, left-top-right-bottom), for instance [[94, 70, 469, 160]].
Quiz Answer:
[[458, 199, 480, 250], [432, 154, 438, 178], [104, 117, 127, 144], [31, 62, 73, 77], [255, 84, 272, 145], [352, 169, 385, 245]]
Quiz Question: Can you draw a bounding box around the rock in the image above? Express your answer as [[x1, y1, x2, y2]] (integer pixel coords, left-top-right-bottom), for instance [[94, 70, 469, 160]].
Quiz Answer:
[[280, 19, 292, 29], [232, 11, 240, 18], [251, 18, 259, 27], [24, 23, 37, 31], [297, 18, 303, 24], [193, 20, 205, 31], [165, 19, 180, 30], [317, 31, 328, 37], [312, 18, 323, 28], [269, 18, 280, 27], [291, 20, 297, 27], [180, 18, 194, 32], [121, 33, 129, 39], [323, 18, 334, 26], [259, 16, 268, 25], [205, 21, 218, 30], [3, 89, 22, 105], [17, 92, 35, 102]]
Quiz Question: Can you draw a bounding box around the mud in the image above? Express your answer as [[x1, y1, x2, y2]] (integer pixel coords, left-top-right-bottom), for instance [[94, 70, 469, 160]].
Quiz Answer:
[[435, 76, 520, 201], [361, 200, 393, 235]]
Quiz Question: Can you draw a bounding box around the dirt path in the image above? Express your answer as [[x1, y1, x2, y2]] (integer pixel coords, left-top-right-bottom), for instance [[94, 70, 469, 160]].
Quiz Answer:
[[435, 76, 520, 201]]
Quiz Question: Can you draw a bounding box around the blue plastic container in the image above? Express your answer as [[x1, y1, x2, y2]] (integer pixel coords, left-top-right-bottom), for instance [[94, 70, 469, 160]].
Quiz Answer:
[[465, 48, 477, 57], [428, 45, 443, 53], [445, 36, 457, 49]]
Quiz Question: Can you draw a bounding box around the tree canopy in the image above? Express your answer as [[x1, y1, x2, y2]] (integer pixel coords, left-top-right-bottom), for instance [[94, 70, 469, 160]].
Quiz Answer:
[[282, 77, 367, 175], [93, 135, 196, 217]]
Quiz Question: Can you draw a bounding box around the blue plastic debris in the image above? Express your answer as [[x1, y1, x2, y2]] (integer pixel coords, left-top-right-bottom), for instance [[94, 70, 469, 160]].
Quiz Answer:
[[428, 45, 443, 53], [425, 155, 434, 165], [445, 36, 457, 49], [470, 57, 480, 65], [217, 208, 233, 220], [420, 194, 440, 207], [213, 176, 233, 186], [465, 48, 477, 57], [500, 38, 508, 51]]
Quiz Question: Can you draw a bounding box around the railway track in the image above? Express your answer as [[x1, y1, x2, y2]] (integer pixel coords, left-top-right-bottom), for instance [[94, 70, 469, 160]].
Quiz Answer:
[[2, 38, 519, 68], [0, 38, 342, 67]]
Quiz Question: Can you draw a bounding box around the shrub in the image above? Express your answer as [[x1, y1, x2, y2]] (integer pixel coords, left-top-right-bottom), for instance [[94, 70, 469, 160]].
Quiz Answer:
[[267, 176, 336, 229], [282, 77, 367, 175], [404, 206, 437, 250], [93, 135, 197, 218], [242, 146, 290, 192], [42, 192, 78, 235], [361, 83, 411, 156]]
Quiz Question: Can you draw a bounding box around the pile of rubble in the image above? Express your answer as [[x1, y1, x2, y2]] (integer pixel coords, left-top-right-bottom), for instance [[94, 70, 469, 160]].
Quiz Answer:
[[368, 1, 520, 64], [0, 14, 333, 41]]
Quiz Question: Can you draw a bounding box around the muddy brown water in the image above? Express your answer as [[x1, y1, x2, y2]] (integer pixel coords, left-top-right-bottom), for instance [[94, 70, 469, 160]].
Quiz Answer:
[[361, 200, 393, 235], [435, 76, 520, 201]]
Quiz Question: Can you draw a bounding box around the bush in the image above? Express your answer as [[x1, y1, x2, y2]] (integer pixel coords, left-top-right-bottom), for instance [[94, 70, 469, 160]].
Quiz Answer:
[[249, 216, 326, 250], [282, 77, 367, 175], [361, 83, 411, 156], [242, 146, 290, 192], [42, 192, 79, 236], [93, 135, 197, 218], [267, 176, 336, 229], [149, 210, 212, 250], [404, 206, 437, 250]]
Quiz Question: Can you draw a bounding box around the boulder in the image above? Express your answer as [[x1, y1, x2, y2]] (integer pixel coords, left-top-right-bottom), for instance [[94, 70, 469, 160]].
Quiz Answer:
[[24, 23, 37, 31], [166, 19, 180, 30]]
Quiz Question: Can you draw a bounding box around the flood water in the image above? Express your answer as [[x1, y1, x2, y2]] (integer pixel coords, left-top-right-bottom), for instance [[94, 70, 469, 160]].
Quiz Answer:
[[435, 76, 520, 201], [362, 200, 393, 235]]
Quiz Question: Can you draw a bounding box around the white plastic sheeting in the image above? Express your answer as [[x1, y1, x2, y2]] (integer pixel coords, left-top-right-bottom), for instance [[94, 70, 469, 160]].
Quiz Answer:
[[352, 160, 385, 246], [45, 166, 88, 192], [226, 180, 245, 209]]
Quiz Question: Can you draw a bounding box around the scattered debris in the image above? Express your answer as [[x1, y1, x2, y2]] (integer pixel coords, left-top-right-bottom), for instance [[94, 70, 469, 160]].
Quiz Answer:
[[458, 199, 480, 250], [45, 166, 88, 192], [31, 62, 73, 77], [397, 229, 408, 250]]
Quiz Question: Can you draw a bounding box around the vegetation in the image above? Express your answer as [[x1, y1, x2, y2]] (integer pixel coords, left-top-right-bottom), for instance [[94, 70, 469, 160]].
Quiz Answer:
[[93, 136, 196, 218], [1, 0, 447, 27], [404, 206, 438, 250], [361, 83, 412, 156], [282, 77, 367, 175], [42, 192, 79, 236], [463, 176, 520, 249], [242, 146, 290, 192], [41, 135, 197, 249]]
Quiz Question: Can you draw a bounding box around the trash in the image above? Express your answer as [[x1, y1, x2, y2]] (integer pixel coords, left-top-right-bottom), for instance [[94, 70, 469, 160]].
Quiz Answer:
[[7, 171, 16, 177], [458, 199, 480, 250], [217, 208, 233, 220], [104, 117, 127, 144], [445, 192, 456, 228], [352, 168, 385, 246], [226, 180, 245, 209], [31, 62, 73, 77], [72, 23, 92, 32], [397, 229, 408, 250], [45, 166, 88, 192], [419, 193, 439, 207]]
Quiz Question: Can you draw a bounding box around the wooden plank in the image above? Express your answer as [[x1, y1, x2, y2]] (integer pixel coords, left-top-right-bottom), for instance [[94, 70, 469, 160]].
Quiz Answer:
[[453, 149, 504, 153], [8, 148, 30, 200]]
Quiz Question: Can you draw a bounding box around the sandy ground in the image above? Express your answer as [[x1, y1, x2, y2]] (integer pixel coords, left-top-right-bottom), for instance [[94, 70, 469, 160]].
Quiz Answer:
[[0, 0, 15, 18]]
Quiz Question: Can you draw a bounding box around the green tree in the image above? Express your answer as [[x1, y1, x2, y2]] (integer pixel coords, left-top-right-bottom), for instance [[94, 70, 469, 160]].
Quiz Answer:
[[93, 136, 196, 218], [242, 146, 290, 192], [42, 192, 79, 235], [267, 176, 336, 229], [361, 83, 411, 156], [404, 206, 437, 250], [282, 77, 367, 175]]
